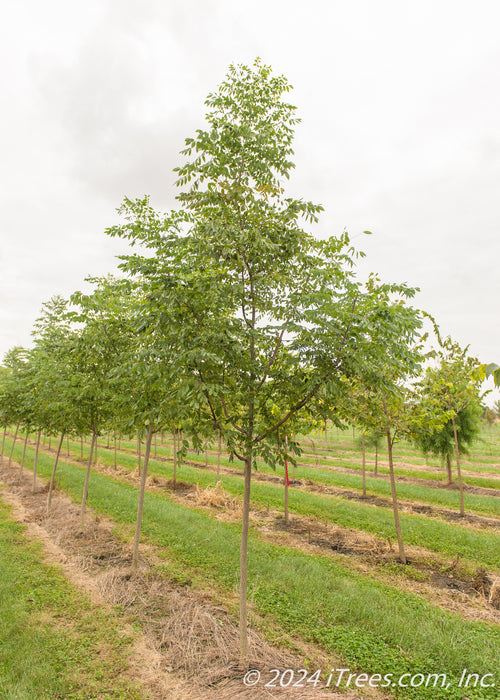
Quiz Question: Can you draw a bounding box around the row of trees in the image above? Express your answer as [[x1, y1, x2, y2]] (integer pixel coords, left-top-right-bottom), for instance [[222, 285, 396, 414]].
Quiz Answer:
[[0, 60, 487, 663]]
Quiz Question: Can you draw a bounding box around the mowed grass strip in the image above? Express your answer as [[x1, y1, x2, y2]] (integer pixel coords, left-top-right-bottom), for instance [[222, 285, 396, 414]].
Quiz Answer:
[[5, 444, 500, 700], [62, 431, 500, 493], [84, 434, 500, 517], [53, 437, 500, 570], [0, 492, 143, 700]]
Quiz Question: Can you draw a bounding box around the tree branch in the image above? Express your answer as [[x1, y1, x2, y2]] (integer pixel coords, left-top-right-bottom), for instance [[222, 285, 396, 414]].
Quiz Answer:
[[256, 328, 285, 391]]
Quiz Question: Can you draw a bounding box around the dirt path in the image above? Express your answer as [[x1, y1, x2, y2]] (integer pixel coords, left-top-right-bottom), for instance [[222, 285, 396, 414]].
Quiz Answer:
[[0, 459, 364, 700]]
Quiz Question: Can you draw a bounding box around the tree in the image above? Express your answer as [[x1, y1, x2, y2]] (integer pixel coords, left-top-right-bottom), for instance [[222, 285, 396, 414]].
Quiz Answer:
[[108, 60, 425, 662], [418, 336, 483, 516], [31, 297, 79, 510], [70, 277, 134, 527], [414, 403, 481, 484], [344, 376, 423, 565], [0, 347, 31, 466]]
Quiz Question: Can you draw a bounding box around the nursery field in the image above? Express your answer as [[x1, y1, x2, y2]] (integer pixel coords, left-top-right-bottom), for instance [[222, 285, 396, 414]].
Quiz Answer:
[[1, 422, 499, 700]]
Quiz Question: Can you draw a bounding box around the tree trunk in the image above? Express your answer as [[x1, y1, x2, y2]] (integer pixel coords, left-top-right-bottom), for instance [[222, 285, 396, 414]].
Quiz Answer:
[[8, 423, 20, 467], [19, 430, 30, 477], [361, 432, 367, 498], [386, 428, 406, 564], [132, 426, 154, 572], [374, 443, 378, 476], [445, 453, 453, 485], [324, 420, 328, 446], [239, 455, 252, 664], [172, 429, 177, 487], [137, 434, 142, 476], [452, 417, 465, 516], [80, 436, 84, 460], [33, 430, 41, 493], [114, 434, 117, 469], [284, 460, 289, 526], [154, 433, 157, 458], [47, 433, 65, 511], [1, 425, 6, 459], [216, 430, 221, 482], [80, 432, 97, 528]]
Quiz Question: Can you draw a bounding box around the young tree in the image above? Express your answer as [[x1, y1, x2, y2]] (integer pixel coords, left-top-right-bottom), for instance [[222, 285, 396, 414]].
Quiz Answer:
[[70, 278, 134, 527], [108, 60, 425, 661], [418, 337, 483, 516], [31, 297, 79, 510], [0, 347, 31, 466], [414, 403, 481, 485]]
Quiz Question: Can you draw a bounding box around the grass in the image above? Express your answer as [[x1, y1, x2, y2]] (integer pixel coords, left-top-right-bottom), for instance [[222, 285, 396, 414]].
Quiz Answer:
[[0, 492, 143, 700], [3, 443, 499, 700], [53, 438, 500, 570]]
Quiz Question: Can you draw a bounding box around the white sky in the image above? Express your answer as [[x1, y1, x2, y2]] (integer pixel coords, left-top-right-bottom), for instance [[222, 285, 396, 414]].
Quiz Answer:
[[1, 0, 499, 400]]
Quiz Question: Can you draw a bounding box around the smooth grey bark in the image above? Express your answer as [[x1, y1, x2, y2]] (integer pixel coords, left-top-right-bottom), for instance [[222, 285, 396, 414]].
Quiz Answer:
[[216, 430, 221, 482], [32, 430, 41, 493], [239, 456, 252, 663], [47, 433, 65, 511], [445, 453, 453, 485], [8, 423, 20, 467], [1, 425, 6, 459], [137, 434, 142, 476], [361, 432, 367, 498], [284, 465, 289, 526], [386, 428, 406, 564], [172, 429, 178, 487], [452, 416, 465, 516], [132, 425, 155, 572], [18, 430, 30, 477], [80, 432, 97, 528]]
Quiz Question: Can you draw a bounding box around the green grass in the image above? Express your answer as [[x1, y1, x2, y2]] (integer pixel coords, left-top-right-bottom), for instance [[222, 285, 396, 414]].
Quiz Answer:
[[56, 438, 500, 570], [81, 430, 500, 489], [0, 493, 143, 700], [3, 443, 499, 699], [19, 436, 500, 569]]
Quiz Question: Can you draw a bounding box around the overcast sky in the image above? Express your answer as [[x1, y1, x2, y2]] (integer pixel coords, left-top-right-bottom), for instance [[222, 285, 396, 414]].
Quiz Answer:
[[1, 0, 499, 399]]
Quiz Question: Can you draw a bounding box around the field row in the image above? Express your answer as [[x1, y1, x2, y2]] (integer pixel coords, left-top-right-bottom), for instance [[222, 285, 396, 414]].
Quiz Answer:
[[2, 439, 499, 700]]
